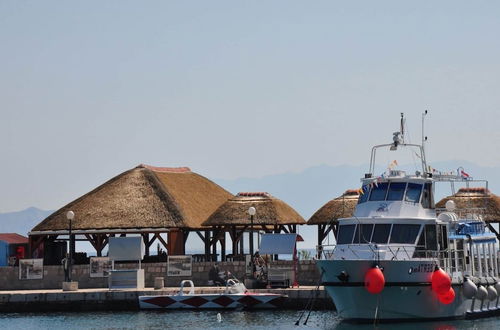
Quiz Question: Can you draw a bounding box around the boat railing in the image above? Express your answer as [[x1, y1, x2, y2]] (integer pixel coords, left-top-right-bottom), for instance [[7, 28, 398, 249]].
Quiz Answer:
[[317, 244, 471, 272], [318, 244, 419, 261], [177, 280, 195, 296]]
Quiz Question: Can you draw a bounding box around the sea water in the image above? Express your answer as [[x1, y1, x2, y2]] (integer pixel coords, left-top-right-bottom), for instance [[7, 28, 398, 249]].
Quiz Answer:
[[0, 310, 499, 329]]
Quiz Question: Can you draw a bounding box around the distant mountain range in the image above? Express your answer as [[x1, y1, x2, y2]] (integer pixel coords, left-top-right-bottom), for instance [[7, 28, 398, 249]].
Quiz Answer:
[[0, 207, 53, 237], [1, 160, 498, 249]]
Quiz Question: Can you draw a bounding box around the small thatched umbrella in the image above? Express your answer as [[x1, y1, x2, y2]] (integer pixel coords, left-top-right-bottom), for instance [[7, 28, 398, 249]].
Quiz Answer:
[[436, 187, 500, 238], [308, 189, 360, 258], [202, 192, 305, 260]]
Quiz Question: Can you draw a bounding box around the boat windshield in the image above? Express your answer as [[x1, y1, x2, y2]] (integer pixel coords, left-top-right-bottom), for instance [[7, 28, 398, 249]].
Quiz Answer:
[[358, 187, 370, 204], [369, 183, 389, 201], [358, 181, 427, 204], [387, 182, 406, 201], [389, 224, 421, 244], [405, 183, 422, 203]]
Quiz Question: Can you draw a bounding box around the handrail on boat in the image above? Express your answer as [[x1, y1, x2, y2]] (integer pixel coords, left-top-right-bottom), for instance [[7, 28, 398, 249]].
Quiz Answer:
[[178, 280, 195, 296]]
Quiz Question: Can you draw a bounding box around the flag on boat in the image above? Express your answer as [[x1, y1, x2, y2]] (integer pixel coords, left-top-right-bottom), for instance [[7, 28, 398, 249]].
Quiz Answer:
[[461, 170, 470, 179], [388, 160, 398, 170]]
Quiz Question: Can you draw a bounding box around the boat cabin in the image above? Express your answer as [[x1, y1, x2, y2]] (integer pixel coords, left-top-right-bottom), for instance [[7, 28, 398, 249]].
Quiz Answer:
[[355, 170, 435, 219]]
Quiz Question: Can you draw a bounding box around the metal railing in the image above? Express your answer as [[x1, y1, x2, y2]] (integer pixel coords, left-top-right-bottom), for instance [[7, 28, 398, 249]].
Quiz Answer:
[[318, 243, 500, 279]]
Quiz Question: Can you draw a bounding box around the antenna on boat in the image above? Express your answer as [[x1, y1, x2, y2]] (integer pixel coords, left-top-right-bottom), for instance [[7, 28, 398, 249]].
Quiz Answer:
[[421, 110, 429, 174], [421, 110, 428, 152], [400, 112, 405, 141], [390, 113, 405, 150]]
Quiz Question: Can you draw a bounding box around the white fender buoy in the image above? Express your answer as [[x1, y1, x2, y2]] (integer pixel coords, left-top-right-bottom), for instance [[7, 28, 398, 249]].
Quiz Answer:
[[487, 286, 498, 301], [463, 279, 478, 299], [495, 282, 500, 293], [475, 285, 488, 300], [217, 313, 222, 323]]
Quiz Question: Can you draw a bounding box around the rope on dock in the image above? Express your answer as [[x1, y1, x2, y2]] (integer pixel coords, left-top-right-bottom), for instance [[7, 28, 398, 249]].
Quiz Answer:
[[295, 267, 325, 326]]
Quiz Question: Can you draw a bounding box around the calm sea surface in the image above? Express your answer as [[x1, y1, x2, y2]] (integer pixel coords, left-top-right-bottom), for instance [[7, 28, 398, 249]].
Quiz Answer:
[[0, 310, 499, 330]]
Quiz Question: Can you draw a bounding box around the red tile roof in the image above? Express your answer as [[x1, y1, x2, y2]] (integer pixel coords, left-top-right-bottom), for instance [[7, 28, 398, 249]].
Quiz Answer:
[[0, 233, 28, 244]]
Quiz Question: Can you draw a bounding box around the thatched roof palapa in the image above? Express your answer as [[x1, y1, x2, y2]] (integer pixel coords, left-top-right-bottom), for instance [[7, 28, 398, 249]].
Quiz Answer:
[[31, 164, 233, 234], [435, 187, 500, 222], [308, 189, 359, 225], [202, 192, 305, 226]]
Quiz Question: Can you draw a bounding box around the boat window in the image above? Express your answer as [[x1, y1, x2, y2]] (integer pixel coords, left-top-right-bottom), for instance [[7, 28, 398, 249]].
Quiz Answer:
[[421, 183, 433, 208], [387, 182, 407, 201], [405, 183, 422, 203], [416, 228, 425, 248], [413, 227, 427, 257], [357, 186, 370, 204], [353, 224, 374, 244], [438, 224, 448, 250], [425, 224, 437, 250], [389, 224, 421, 244], [371, 224, 391, 244], [337, 224, 356, 245], [369, 182, 389, 201]]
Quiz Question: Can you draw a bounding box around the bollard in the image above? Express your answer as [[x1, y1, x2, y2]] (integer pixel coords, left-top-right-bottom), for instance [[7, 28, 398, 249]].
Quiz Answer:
[[154, 277, 164, 290]]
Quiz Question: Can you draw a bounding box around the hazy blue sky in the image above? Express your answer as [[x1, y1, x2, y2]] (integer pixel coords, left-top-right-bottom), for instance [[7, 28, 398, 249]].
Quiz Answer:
[[1, 1, 499, 212]]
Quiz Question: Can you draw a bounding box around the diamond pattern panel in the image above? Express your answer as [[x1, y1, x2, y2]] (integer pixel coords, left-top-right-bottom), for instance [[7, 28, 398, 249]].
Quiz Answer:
[[143, 296, 176, 308], [212, 295, 235, 307], [181, 296, 209, 307], [238, 295, 262, 307]]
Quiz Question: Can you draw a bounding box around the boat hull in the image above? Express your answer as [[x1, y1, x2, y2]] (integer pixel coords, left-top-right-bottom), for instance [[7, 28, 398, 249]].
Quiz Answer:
[[317, 259, 500, 321], [138, 293, 285, 309]]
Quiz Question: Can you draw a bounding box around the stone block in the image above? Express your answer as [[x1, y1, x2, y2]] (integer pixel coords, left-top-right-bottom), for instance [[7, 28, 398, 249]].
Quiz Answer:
[[125, 291, 137, 300], [69, 292, 85, 301], [25, 293, 44, 302], [111, 291, 126, 300], [46, 293, 60, 302], [154, 277, 164, 290], [0, 294, 10, 303], [9, 294, 26, 303], [85, 292, 98, 301], [62, 281, 79, 291]]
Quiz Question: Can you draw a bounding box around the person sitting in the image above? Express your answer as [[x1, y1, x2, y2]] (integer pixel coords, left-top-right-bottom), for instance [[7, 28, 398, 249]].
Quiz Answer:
[[208, 263, 225, 286]]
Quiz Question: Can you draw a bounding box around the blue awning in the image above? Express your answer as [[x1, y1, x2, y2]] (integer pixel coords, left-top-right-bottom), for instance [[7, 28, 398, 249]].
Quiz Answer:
[[259, 234, 298, 255]]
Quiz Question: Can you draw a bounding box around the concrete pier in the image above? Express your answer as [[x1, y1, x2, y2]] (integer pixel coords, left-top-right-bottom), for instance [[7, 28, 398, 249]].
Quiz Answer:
[[0, 286, 334, 312]]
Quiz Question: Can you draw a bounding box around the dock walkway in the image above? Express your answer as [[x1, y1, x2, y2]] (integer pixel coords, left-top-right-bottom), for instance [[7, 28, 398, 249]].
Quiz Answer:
[[0, 286, 334, 312]]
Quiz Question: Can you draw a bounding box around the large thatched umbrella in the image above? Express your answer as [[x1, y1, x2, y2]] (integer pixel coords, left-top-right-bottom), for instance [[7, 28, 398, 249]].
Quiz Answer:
[[29, 164, 232, 260], [436, 187, 500, 238], [202, 192, 305, 261], [308, 189, 359, 258]]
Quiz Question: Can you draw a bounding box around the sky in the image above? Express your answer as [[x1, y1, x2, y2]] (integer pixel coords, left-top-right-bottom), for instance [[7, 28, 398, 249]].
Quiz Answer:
[[1, 1, 500, 213]]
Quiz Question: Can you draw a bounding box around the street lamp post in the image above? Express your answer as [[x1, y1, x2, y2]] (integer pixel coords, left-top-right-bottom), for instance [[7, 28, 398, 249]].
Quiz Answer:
[[248, 206, 256, 257], [66, 210, 75, 282]]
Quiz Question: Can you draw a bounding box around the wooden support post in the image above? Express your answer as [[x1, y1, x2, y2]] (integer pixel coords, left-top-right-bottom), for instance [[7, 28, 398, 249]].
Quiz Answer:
[[240, 232, 244, 255], [28, 235, 46, 258], [167, 229, 186, 255], [204, 230, 210, 259], [85, 234, 99, 254], [142, 233, 150, 256], [230, 226, 238, 256], [221, 233, 226, 261], [317, 224, 324, 259], [155, 233, 169, 251]]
